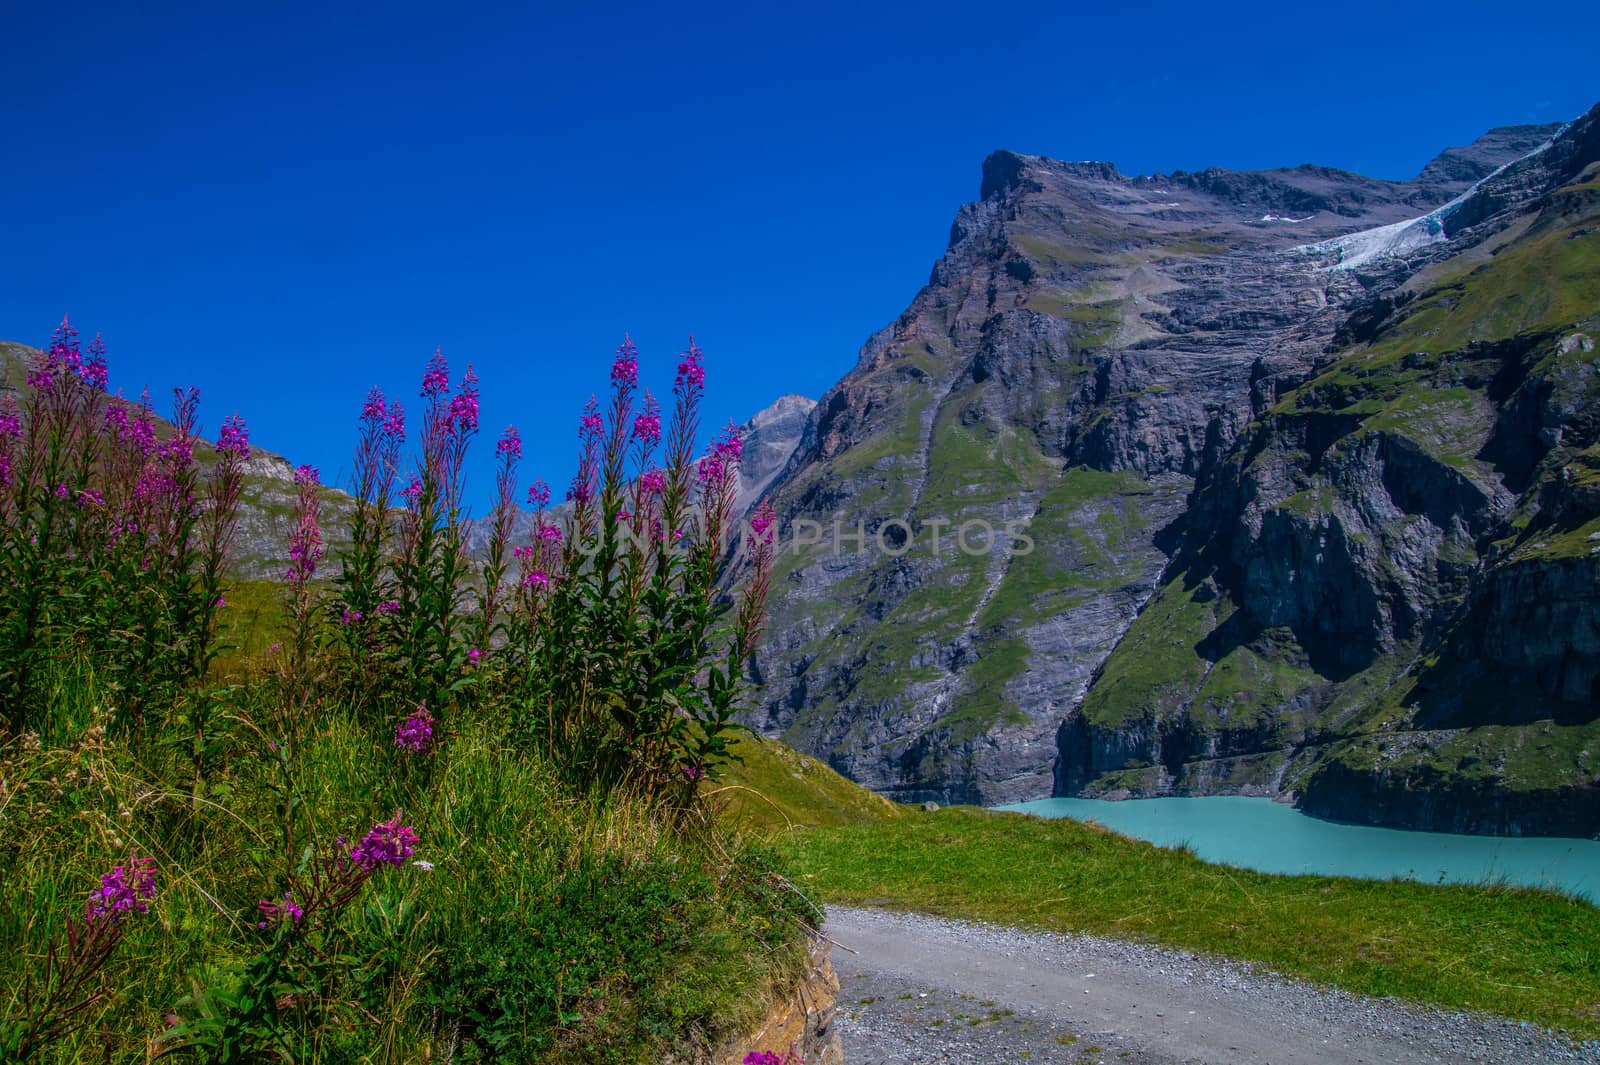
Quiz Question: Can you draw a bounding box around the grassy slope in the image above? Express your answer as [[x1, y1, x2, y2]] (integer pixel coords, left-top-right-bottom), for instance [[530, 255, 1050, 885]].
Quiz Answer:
[[724, 736, 1600, 1037], [715, 733, 905, 834]]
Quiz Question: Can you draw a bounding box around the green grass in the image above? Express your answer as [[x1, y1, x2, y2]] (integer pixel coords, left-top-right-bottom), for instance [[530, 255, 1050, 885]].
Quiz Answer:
[[2, 674, 814, 1062], [1189, 637, 1320, 732], [780, 807, 1600, 1036], [1369, 224, 1600, 359], [1078, 574, 1221, 729], [716, 734, 906, 834]]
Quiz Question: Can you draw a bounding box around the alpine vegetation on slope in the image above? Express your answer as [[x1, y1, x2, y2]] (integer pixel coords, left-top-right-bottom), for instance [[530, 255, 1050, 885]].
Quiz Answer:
[[0, 319, 248, 732], [1, 330, 812, 1063], [743, 101, 1600, 829]]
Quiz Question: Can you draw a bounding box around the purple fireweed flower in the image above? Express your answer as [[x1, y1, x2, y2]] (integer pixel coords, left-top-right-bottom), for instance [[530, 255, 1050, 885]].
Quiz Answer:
[[421, 348, 450, 398], [537, 523, 563, 545], [0, 455, 11, 491], [617, 508, 632, 522], [383, 400, 407, 442], [512, 544, 535, 561], [88, 852, 156, 921], [611, 336, 639, 388], [395, 704, 435, 753], [632, 391, 662, 444], [102, 406, 127, 433], [522, 569, 549, 589], [256, 891, 304, 930], [377, 599, 400, 614], [129, 414, 157, 455], [750, 503, 776, 541], [496, 425, 522, 461], [467, 647, 481, 666], [54, 482, 70, 500], [76, 488, 104, 507], [450, 366, 480, 433], [216, 413, 250, 459], [713, 421, 743, 462], [351, 814, 420, 868], [675, 338, 706, 394], [638, 468, 666, 496], [401, 474, 423, 507], [159, 435, 194, 469], [294, 464, 320, 488], [361, 388, 387, 422], [567, 480, 592, 505], [696, 454, 724, 485], [340, 607, 363, 625], [683, 764, 704, 782], [527, 479, 550, 509], [81, 334, 109, 391], [215, 595, 226, 608], [0, 412, 22, 439], [578, 396, 603, 440], [49, 316, 80, 367]]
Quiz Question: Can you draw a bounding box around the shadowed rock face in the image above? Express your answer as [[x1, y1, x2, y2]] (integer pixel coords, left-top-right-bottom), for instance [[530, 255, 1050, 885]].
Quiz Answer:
[[744, 103, 1600, 832]]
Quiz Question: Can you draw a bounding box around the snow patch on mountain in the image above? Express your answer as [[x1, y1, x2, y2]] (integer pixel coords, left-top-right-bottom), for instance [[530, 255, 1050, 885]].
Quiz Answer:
[[1296, 121, 1571, 271]]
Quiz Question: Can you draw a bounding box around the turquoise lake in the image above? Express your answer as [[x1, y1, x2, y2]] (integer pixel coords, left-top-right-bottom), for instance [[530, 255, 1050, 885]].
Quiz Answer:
[[997, 795, 1600, 902]]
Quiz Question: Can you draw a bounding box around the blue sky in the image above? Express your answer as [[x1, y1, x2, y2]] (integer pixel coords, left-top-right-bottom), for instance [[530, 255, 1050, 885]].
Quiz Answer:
[[2, 1, 1595, 510]]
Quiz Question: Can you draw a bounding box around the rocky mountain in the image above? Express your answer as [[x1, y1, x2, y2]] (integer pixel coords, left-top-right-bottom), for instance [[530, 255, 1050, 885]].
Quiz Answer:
[[743, 105, 1600, 834], [736, 394, 817, 513]]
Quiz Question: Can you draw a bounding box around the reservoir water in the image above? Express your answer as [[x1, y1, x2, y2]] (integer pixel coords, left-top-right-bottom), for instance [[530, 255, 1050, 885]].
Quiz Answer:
[[997, 795, 1600, 903]]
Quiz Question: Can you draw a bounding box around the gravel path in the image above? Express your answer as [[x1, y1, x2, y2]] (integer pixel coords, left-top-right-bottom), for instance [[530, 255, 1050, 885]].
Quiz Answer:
[[823, 907, 1598, 1065]]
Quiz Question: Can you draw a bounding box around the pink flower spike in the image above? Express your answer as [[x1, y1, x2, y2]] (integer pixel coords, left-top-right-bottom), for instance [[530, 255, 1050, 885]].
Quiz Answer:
[[396, 705, 435, 753], [217, 413, 250, 459], [497, 425, 522, 460], [675, 336, 706, 394], [611, 335, 639, 388], [632, 391, 662, 444], [350, 813, 420, 868], [578, 396, 603, 440], [421, 348, 450, 398]]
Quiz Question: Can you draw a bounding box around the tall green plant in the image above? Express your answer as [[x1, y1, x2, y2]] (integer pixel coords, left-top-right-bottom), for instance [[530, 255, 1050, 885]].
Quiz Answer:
[[505, 337, 777, 805], [0, 319, 247, 735]]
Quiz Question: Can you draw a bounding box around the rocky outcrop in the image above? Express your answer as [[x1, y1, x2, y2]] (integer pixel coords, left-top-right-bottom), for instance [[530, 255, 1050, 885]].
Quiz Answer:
[[736, 394, 817, 514], [743, 102, 1600, 833], [709, 934, 841, 1065]]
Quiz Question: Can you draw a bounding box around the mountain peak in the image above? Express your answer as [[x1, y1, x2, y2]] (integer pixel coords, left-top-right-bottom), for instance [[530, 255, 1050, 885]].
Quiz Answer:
[[1414, 121, 1564, 187]]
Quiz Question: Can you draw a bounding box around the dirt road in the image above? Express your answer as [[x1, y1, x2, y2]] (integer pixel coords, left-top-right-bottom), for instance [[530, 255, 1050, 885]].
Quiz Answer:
[[823, 907, 1594, 1064]]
